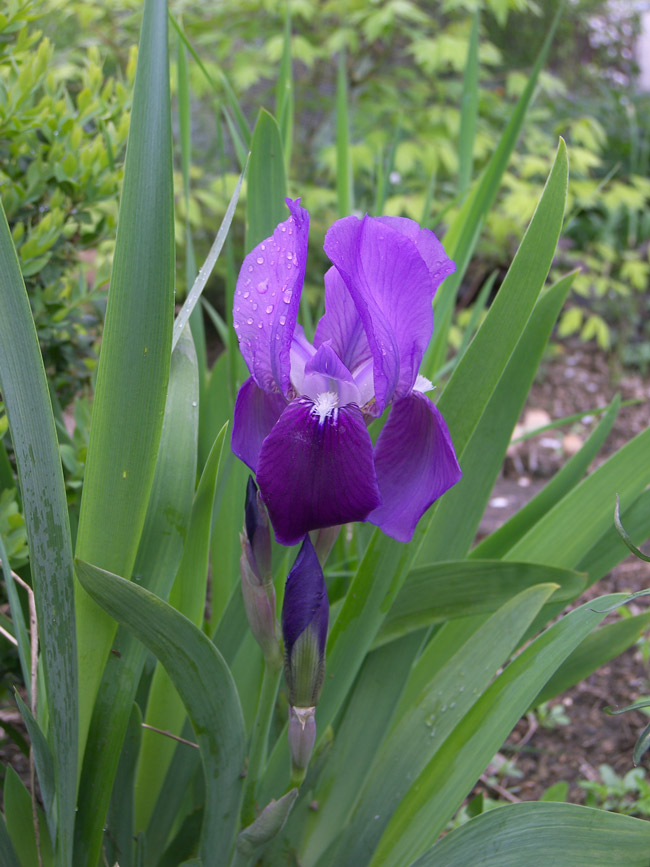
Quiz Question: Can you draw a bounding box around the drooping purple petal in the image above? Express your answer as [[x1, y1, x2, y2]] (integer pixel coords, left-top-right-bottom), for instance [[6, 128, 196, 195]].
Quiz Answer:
[[232, 376, 287, 472], [281, 535, 329, 659], [256, 397, 381, 546], [369, 390, 462, 542], [314, 265, 372, 375], [301, 342, 360, 408], [324, 215, 434, 410], [376, 216, 456, 293], [233, 198, 309, 396]]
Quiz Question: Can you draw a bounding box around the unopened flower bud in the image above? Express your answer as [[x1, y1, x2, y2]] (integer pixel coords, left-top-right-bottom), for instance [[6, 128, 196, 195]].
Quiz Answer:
[[281, 536, 329, 709], [245, 475, 272, 585], [241, 477, 281, 666], [288, 705, 316, 782]]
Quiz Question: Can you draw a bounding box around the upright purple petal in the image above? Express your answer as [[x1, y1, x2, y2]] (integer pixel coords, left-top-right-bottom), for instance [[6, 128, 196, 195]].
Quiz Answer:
[[301, 342, 360, 408], [232, 377, 286, 472], [256, 397, 381, 546], [233, 198, 309, 396], [324, 216, 435, 409], [369, 391, 462, 542], [314, 265, 371, 375], [376, 216, 456, 292]]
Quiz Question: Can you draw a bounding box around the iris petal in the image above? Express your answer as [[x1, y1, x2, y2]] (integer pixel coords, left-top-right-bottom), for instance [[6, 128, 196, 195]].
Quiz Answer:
[[256, 398, 381, 546], [369, 391, 462, 542], [231, 376, 287, 471], [314, 265, 371, 375], [324, 216, 435, 409], [376, 216, 456, 292], [233, 198, 309, 396]]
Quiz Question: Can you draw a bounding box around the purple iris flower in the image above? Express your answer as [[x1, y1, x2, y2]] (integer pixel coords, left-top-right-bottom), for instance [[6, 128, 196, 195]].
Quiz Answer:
[[232, 198, 462, 546]]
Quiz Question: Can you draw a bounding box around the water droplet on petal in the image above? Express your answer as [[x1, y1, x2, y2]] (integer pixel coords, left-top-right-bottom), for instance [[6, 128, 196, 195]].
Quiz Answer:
[[266, 304, 274, 314], [243, 291, 250, 299], [283, 290, 292, 303], [247, 318, 253, 325], [248, 265, 253, 272], [261, 244, 266, 250], [258, 322, 263, 328], [257, 256, 264, 264], [279, 315, 286, 325], [286, 251, 293, 259], [257, 280, 268, 294]]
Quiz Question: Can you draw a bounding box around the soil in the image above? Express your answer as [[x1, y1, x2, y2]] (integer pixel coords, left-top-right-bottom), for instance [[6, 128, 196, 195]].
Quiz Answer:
[[476, 341, 650, 809]]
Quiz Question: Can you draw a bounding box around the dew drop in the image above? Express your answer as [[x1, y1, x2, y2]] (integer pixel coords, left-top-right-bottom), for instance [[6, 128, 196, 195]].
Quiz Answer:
[[248, 265, 253, 272], [234, 322, 240, 329], [191, 401, 197, 407], [247, 318, 253, 325], [258, 322, 263, 328], [257, 280, 268, 294], [261, 244, 266, 250], [283, 290, 293, 303], [252, 302, 258, 311], [257, 256, 264, 264], [266, 304, 274, 314], [286, 250, 293, 259], [279, 315, 287, 325], [243, 291, 250, 299], [280, 225, 286, 232]]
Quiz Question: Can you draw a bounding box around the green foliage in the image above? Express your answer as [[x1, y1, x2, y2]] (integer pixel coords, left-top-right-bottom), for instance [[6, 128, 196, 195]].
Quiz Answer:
[[580, 764, 650, 818], [0, 0, 131, 406], [1, 3, 650, 867]]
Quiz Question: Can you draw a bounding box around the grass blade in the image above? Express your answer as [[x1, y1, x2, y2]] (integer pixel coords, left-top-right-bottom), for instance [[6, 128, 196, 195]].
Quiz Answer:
[[0, 199, 77, 865], [246, 109, 288, 252], [74, 0, 175, 756], [75, 559, 246, 867], [458, 10, 479, 193]]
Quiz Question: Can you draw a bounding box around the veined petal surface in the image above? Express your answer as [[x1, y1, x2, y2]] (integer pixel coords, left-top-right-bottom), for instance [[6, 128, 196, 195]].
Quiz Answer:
[[256, 398, 381, 546], [369, 391, 462, 542], [324, 216, 435, 410], [234, 198, 309, 395], [376, 216, 456, 291], [232, 376, 286, 471]]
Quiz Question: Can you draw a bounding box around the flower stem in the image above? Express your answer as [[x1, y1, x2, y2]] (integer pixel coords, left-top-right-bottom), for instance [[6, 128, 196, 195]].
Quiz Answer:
[[241, 660, 283, 825]]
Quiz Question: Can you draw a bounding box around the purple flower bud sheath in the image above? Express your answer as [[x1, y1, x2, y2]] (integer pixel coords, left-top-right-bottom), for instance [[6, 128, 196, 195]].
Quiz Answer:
[[232, 198, 462, 546], [282, 536, 329, 708]]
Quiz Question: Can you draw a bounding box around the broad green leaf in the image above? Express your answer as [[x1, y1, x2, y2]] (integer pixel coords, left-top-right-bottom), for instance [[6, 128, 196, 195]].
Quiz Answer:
[[370, 593, 626, 867], [414, 802, 650, 867], [375, 560, 585, 646], [14, 693, 55, 845], [424, 5, 563, 376], [328, 584, 557, 867], [74, 560, 246, 867], [300, 634, 424, 866], [532, 611, 650, 708], [0, 199, 77, 864], [0, 439, 15, 495], [246, 109, 288, 252], [434, 139, 568, 461], [3, 765, 53, 867], [473, 393, 620, 559], [0, 809, 19, 867], [419, 269, 573, 563], [74, 326, 198, 867], [506, 425, 650, 568], [336, 50, 354, 216], [105, 703, 142, 867], [458, 10, 479, 193], [159, 810, 204, 867], [74, 0, 175, 757], [136, 424, 228, 830]]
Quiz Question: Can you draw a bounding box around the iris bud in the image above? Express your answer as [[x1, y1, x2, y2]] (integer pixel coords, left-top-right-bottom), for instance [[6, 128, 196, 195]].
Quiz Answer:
[[281, 536, 329, 708], [281, 536, 329, 780], [241, 477, 281, 667]]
